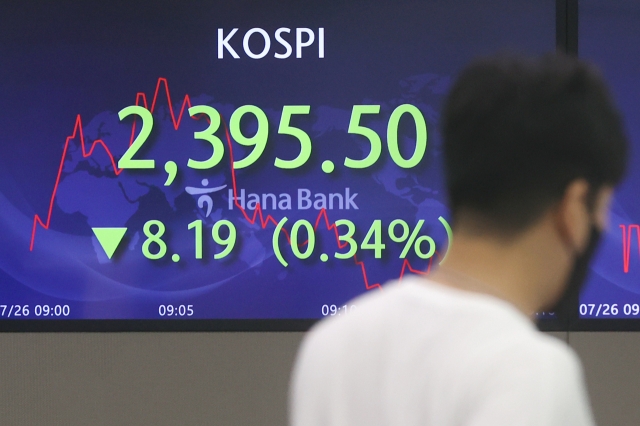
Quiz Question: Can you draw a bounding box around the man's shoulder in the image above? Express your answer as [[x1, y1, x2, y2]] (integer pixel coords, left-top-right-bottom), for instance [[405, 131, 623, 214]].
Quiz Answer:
[[493, 329, 581, 378], [304, 278, 544, 357], [292, 278, 592, 426], [307, 277, 535, 340], [301, 277, 579, 372]]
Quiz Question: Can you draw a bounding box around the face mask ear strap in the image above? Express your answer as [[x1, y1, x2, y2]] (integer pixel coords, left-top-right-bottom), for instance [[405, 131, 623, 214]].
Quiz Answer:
[[545, 185, 602, 322], [547, 225, 602, 323], [553, 182, 600, 256]]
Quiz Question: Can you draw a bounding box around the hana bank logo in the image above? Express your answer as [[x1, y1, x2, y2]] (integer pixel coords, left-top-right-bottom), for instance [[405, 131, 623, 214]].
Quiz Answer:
[[185, 179, 227, 218]]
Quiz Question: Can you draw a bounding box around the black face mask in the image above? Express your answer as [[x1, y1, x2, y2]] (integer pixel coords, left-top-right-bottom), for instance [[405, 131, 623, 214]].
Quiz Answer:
[[548, 226, 602, 322]]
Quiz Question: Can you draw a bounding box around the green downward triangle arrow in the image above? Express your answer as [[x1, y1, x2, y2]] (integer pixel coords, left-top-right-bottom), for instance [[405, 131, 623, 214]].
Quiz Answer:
[[92, 227, 127, 259]]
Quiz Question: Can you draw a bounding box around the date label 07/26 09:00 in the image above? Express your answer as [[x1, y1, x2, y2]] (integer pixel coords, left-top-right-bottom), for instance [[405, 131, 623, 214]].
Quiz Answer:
[[101, 216, 453, 266], [0, 305, 71, 318], [580, 303, 640, 318]]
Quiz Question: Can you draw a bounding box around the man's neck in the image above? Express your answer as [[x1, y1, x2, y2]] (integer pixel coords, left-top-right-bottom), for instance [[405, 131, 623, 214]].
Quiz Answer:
[[428, 224, 567, 317]]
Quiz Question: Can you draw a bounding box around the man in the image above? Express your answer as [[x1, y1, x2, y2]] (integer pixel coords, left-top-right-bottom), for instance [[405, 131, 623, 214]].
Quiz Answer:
[[290, 54, 627, 425]]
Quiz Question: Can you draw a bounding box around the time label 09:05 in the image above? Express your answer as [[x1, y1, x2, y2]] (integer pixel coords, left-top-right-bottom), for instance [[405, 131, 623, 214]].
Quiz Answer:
[[158, 304, 194, 317]]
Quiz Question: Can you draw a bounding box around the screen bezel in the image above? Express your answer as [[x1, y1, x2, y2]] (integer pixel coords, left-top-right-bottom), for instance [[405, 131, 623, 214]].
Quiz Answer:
[[0, 0, 573, 332], [571, 0, 640, 331]]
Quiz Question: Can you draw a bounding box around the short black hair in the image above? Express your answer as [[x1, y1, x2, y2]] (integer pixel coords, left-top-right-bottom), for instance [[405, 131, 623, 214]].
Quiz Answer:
[[442, 54, 628, 233]]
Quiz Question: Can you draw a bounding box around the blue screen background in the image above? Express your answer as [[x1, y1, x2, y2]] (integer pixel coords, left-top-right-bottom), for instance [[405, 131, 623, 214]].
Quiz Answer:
[[578, 0, 640, 318], [0, 0, 554, 320]]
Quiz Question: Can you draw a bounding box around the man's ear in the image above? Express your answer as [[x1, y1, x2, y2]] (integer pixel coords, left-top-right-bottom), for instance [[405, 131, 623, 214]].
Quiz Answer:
[[555, 179, 591, 253], [594, 186, 614, 231]]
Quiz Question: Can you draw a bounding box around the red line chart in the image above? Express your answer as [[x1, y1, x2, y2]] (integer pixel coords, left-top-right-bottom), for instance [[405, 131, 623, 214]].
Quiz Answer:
[[620, 224, 640, 273], [29, 77, 441, 290]]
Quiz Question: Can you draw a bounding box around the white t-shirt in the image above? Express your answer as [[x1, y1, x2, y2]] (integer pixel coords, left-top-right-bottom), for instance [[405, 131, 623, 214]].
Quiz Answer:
[[290, 277, 595, 426]]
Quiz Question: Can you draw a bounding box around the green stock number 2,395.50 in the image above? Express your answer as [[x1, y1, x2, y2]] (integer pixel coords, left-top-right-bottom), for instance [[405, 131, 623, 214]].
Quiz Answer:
[[116, 103, 427, 171]]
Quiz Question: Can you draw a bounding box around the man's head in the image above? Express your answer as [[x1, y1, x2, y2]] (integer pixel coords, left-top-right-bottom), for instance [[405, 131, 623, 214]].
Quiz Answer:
[[443, 54, 626, 234], [441, 54, 628, 313]]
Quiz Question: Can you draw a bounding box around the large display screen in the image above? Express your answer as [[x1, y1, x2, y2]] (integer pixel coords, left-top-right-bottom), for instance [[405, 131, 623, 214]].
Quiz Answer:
[[578, 0, 640, 323], [0, 1, 554, 328]]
